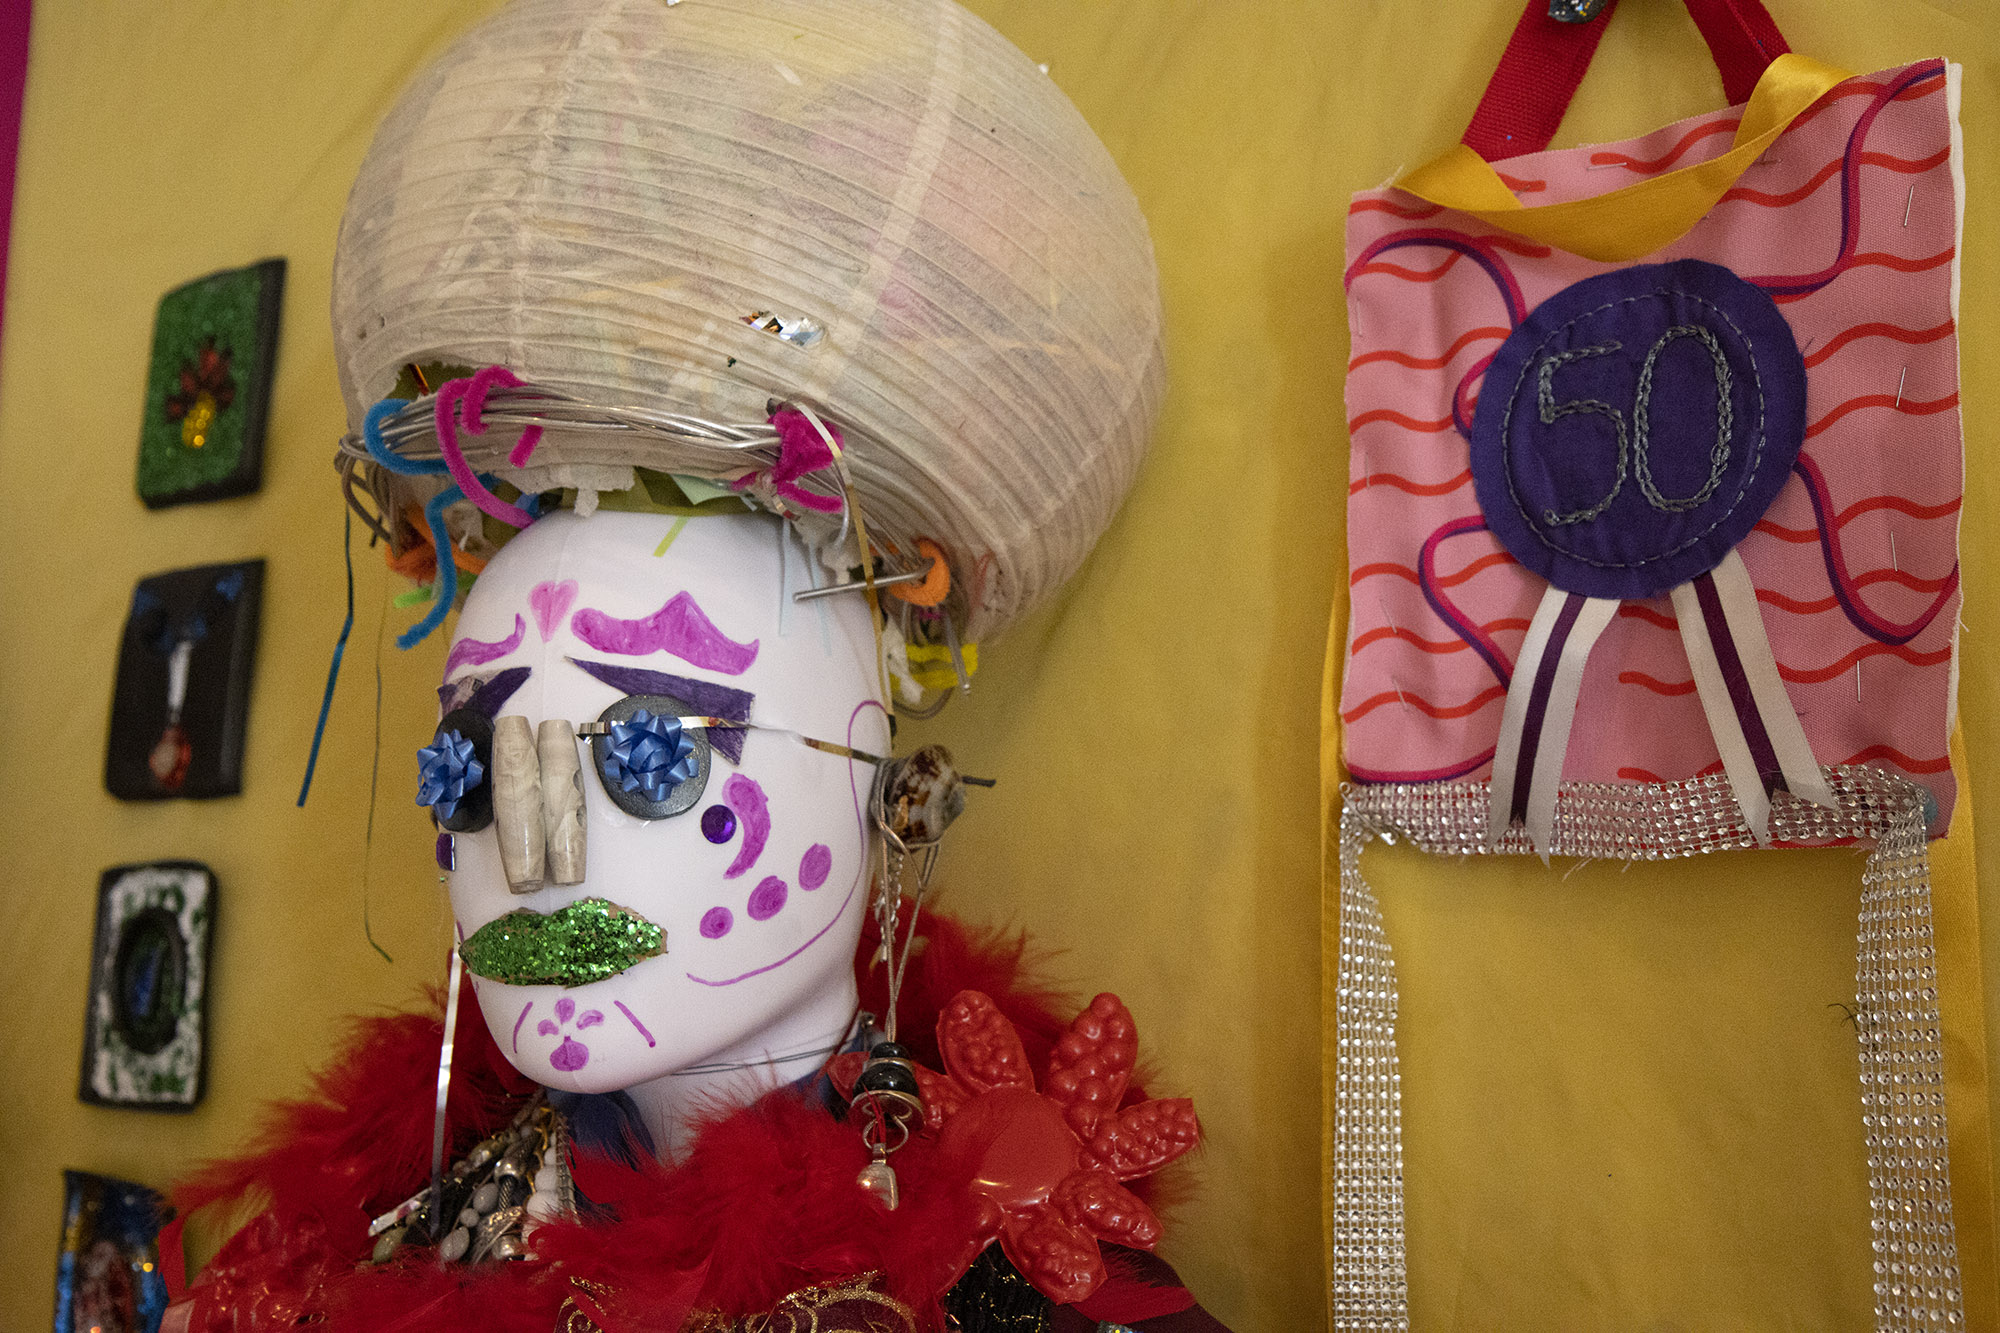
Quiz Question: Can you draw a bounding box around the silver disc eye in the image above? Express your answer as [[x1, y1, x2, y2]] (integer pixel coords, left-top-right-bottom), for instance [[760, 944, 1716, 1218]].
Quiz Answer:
[[589, 693, 712, 819]]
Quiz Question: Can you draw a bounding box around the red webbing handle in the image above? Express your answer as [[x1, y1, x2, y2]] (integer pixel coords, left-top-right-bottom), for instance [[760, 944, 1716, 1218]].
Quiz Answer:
[[1461, 0, 1791, 162]]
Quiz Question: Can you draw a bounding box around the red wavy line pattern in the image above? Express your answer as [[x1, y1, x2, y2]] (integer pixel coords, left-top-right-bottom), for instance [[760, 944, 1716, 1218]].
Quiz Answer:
[[1350, 618, 1532, 656], [1772, 247, 1956, 303], [1753, 492, 1960, 543], [1617, 604, 1677, 630], [1348, 198, 1444, 220], [1349, 550, 1519, 590], [1349, 325, 1511, 372], [1804, 319, 1954, 369], [1619, 671, 1697, 697], [1341, 683, 1507, 724], [1347, 408, 1456, 434], [1590, 116, 1740, 173], [1349, 468, 1472, 497], [1351, 252, 1467, 282], [1841, 744, 1951, 774], [1805, 389, 1958, 439], [1618, 640, 1950, 695], [1789, 69, 1943, 135], [1722, 145, 1950, 208]]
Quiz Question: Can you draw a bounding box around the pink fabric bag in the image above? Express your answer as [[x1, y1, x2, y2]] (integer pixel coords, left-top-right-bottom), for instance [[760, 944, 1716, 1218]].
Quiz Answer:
[[1340, 23, 1963, 846]]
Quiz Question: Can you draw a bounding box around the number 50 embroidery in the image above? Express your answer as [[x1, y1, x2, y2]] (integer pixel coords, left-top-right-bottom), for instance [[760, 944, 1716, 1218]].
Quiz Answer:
[[1535, 324, 1735, 528]]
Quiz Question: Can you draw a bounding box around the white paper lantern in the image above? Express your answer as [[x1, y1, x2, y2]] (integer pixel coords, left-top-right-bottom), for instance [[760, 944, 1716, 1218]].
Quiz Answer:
[[332, 0, 1163, 641]]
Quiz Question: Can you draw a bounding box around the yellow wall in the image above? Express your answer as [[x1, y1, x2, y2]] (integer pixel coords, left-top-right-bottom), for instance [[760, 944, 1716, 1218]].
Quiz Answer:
[[0, 4, 1992, 1332]]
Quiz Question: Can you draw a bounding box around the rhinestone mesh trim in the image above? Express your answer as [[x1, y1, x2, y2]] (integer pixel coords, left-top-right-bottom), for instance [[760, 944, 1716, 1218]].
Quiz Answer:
[[1334, 766, 1961, 1330]]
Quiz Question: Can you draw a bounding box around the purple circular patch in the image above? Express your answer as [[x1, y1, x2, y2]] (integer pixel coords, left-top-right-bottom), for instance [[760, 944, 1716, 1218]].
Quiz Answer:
[[550, 1037, 590, 1072], [1469, 259, 1805, 601], [699, 906, 733, 939], [799, 843, 832, 890], [746, 876, 788, 921], [700, 803, 737, 843]]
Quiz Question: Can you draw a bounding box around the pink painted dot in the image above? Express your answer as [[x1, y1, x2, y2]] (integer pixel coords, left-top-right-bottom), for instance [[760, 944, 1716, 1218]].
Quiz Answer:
[[550, 1037, 590, 1072], [700, 906, 733, 939], [799, 843, 832, 890], [747, 876, 788, 921]]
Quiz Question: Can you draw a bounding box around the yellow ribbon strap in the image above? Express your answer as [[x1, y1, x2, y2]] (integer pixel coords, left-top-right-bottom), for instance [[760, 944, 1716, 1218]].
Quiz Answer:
[[1395, 53, 1853, 263]]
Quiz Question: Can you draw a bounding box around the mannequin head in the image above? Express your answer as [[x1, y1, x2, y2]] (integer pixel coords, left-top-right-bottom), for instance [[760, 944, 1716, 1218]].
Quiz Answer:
[[436, 510, 887, 1107]]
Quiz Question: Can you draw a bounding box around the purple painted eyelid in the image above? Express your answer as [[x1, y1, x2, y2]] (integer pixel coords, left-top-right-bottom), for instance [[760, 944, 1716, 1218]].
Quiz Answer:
[[537, 1019, 559, 1037], [445, 665, 532, 722], [575, 1010, 604, 1030], [722, 774, 769, 879], [565, 658, 752, 764], [571, 591, 760, 675], [555, 997, 574, 1023], [444, 614, 525, 678]]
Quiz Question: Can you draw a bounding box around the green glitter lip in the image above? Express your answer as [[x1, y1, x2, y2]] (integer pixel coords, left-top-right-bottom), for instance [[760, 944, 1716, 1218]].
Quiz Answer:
[[458, 898, 666, 988]]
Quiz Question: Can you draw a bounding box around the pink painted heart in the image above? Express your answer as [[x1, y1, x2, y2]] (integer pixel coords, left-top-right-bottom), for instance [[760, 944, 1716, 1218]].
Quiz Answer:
[[530, 579, 579, 642]]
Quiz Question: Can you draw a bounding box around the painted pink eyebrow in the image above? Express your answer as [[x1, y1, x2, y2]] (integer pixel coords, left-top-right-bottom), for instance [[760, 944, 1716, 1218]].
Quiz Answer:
[[571, 591, 759, 675], [445, 614, 525, 677]]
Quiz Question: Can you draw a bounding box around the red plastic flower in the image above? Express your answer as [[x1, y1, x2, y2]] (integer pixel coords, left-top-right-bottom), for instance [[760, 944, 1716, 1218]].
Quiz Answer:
[[834, 990, 1200, 1304]]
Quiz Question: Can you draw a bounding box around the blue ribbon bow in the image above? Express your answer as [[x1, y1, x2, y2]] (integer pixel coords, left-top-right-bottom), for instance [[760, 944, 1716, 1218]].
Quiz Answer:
[[416, 730, 486, 819], [600, 710, 698, 801]]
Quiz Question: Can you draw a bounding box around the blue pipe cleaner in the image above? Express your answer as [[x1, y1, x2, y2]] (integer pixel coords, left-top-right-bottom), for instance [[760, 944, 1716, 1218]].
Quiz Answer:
[[600, 710, 698, 801], [416, 730, 485, 819], [366, 395, 534, 649], [363, 397, 449, 476], [397, 483, 467, 649], [296, 507, 355, 807]]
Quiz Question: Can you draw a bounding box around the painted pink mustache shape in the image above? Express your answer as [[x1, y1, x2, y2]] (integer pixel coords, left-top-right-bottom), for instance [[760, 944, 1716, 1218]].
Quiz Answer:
[[571, 591, 759, 675]]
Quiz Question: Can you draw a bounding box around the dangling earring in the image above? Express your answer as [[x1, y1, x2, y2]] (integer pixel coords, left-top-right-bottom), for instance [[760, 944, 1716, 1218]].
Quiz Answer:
[[849, 745, 973, 1209]]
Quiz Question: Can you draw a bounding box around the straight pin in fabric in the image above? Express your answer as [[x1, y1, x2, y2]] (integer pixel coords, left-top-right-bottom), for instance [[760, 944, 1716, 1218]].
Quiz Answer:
[[1376, 594, 1399, 636], [1798, 334, 1815, 357], [1891, 530, 1899, 572], [1856, 661, 1863, 701], [1394, 680, 1411, 711], [1904, 184, 1916, 226], [1896, 366, 1908, 407]]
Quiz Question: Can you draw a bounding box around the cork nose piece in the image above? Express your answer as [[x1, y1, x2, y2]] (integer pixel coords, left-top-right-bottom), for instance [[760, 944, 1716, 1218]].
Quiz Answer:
[[537, 719, 587, 887], [491, 716, 546, 894]]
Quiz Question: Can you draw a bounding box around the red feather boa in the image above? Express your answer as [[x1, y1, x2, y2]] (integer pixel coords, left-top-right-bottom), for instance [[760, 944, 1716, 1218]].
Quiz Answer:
[[171, 910, 1192, 1331]]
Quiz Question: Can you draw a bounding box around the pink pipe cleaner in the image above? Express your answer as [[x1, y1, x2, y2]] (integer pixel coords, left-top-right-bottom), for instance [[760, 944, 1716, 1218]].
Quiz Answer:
[[432, 366, 541, 528], [731, 408, 846, 514]]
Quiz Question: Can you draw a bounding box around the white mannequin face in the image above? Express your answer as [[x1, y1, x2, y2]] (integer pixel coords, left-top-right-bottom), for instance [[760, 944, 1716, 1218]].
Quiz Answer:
[[436, 510, 887, 1096]]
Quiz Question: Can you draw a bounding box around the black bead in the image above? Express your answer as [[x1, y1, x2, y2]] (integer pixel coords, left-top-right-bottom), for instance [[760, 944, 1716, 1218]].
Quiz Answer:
[[854, 1059, 920, 1099], [867, 1040, 913, 1062]]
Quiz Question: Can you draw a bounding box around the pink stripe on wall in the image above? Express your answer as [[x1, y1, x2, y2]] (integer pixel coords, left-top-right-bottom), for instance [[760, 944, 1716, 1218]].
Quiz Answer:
[[0, 0, 27, 356]]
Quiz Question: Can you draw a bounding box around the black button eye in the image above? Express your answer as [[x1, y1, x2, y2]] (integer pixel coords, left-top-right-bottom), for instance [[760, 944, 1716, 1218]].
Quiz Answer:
[[590, 693, 711, 819], [420, 707, 494, 832]]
